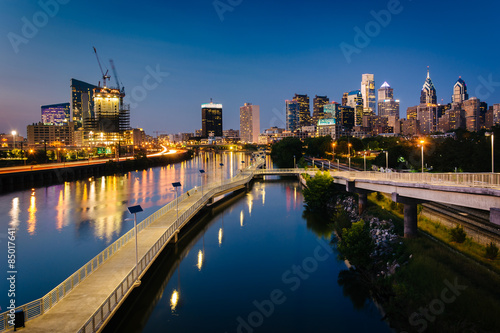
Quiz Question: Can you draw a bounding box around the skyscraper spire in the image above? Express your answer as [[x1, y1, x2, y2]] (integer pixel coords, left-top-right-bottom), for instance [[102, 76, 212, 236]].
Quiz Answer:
[[427, 66, 430, 79]]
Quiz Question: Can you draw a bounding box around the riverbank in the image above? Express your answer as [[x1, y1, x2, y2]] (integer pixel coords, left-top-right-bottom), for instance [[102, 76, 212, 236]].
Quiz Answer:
[[363, 195, 500, 332]]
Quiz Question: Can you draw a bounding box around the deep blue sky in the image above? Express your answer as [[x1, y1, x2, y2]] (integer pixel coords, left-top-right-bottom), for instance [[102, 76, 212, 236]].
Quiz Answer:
[[1, 0, 499, 137]]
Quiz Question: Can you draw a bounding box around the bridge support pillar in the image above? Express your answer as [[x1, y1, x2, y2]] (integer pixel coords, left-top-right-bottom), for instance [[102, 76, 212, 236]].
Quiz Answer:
[[346, 181, 371, 215], [491, 208, 500, 226], [392, 193, 424, 238], [174, 231, 179, 243]]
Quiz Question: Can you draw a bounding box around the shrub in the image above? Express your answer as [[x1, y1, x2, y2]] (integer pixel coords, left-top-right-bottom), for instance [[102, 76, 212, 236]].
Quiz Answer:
[[337, 220, 374, 268], [449, 225, 467, 243], [376, 192, 384, 201], [485, 242, 499, 260]]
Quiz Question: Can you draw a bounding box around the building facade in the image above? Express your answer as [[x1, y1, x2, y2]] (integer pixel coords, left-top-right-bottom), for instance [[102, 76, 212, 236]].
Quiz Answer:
[[27, 122, 75, 147], [452, 77, 468, 105], [361, 74, 376, 115], [239, 103, 260, 143], [71, 79, 98, 129], [312, 95, 329, 125], [292, 94, 311, 127], [41, 103, 71, 125], [420, 68, 437, 105], [201, 102, 223, 137], [286, 100, 300, 132]]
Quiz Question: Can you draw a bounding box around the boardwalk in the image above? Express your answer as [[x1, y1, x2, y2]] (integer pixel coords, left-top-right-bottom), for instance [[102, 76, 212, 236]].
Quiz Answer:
[[0, 161, 262, 333]]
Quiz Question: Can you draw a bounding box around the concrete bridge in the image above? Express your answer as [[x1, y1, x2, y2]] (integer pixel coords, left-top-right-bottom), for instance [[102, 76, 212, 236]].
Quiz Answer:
[[1, 165, 499, 332], [256, 168, 500, 237]]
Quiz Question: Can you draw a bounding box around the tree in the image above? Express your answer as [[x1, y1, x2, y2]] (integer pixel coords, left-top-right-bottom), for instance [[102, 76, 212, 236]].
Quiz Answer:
[[337, 220, 374, 268], [270, 137, 303, 168], [303, 171, 336, 214]]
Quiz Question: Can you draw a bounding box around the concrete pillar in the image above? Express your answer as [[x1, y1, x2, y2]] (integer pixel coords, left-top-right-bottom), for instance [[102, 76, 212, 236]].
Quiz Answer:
[[358, 193, 368, 215], [491, 208, 500, 226], [404, 203, 419, 238]]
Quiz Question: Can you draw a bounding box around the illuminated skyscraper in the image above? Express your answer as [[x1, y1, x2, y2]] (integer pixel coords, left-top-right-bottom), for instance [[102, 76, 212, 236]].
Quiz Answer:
[[71, 79, 98, 129], [420, 67, 437, 105], [41, 103, 70, 125], [452, 77, 468, 104], [312, 95, 329, 125], [361, 74, 376, 115], [239, 103, 260, 143], [377, 82, 399, 118], [347, 90, 364, 126], [292, 94, 311, 127], [286, 100, 300, 131], [201, 101, 223, 137]]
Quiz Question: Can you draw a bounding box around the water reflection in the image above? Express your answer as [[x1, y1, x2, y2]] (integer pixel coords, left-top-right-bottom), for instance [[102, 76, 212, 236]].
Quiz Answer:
[[27, 192, 37, 235], [337, 269, 372, 310], [303, 211, 333, 239], [9, 197, 20, 228]]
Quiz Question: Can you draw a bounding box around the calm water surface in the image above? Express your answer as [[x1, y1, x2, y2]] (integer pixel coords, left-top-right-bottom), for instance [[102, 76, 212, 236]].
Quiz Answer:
[[108, 179, 392, 333], [0, 152, 254, 310]]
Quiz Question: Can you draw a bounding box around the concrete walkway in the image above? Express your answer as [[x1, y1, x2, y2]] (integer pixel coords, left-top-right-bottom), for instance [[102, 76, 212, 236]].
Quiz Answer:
[[20, 188, 207, 333]]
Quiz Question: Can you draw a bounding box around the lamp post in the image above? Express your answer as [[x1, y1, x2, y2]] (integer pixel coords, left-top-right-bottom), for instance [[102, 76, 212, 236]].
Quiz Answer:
[[486, 132, 494, 173], [363, 151, 366, 172], [219, 163, 224, 185], [172, 182, 182, 223], [337, 159, 340, 171], [332, 142, 336, 160], [127, 205, 143, 287], [293, 155, 296, 169], [348, 143, 352, 171], [384, 151, 389, 171], [199, 170, 205, 196], [420, 140, 425, 173]]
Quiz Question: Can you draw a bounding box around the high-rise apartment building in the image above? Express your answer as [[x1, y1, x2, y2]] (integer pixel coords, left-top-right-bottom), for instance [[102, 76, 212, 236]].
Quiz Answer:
[[493, 104, 500, 126], [417, 104, 439, 134], [41, 103, 70, 125], [239, 103, 260, 143], [361, 74, 376, 115], [292, 94, 311, 127], [91, 87, 130, 133], [323, 102, 339, 119], [201, 101, 223, 137], [312, 95, 329, 125], [420, 68, 437, 105], [377, 82, 399, 118], [286, 100, 300, 132], [342, 93, 348, 106], [71, 79, 98, 129], [452, 77, 468, 105]]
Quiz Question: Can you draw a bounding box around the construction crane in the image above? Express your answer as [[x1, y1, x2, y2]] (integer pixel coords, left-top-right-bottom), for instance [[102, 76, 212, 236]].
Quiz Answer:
[[109, 59, 124, 93], [93, 47, 111, 87]]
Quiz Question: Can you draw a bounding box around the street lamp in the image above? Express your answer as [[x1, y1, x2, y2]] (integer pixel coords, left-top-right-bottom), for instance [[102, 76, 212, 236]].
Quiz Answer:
[[348, 143, 352, 171], [293, 155, 296, 169], [383, 151, 389, 171], [172, 182, 182, 223], [11, 131, 16, 150], [486, 132, 494, 173], [127, 204, 143, 287], [199, 169, 205, 196], [332, 142, 336, 159], [219, 163, 224, 185], [363, 151, 367, 172], [337, 159, 340, 171], [420, 140, 425, 173]]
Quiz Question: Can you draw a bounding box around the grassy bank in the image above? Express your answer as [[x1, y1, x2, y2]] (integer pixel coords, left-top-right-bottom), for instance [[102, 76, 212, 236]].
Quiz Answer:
[[365, 194, 500, 332]]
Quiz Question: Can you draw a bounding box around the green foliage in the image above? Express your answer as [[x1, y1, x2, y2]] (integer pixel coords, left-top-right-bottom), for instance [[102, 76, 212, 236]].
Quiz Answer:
[[270, 137, 303, 168], [485, 242, 499, 260], [337, 220, 374, 268], [331, 204, 352, 237], [376, 192, 384, 201], [303, 171, 335, 213], [304, 136, 332, 158], [449, 225, 467, 243]]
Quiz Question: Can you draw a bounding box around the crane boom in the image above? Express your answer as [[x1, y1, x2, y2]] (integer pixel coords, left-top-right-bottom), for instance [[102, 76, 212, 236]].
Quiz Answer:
[[93, 47, 110, 87], [109, 59, 121, 92]]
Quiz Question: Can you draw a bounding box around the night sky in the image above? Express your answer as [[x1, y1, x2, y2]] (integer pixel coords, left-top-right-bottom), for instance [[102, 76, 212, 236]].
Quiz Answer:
[[1, 0, 499, 137]]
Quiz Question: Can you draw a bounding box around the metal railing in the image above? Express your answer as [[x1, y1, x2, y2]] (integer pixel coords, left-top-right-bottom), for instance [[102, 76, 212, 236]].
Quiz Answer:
[[255, 169, 500, 189], [0, 158, 264, 332]]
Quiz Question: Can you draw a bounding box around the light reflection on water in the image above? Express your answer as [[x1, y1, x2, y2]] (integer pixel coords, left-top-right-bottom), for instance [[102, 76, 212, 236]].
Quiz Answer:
[[0, 152, 266, 309]]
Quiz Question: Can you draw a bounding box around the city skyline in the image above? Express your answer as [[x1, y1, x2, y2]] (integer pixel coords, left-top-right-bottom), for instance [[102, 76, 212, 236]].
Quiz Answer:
[[1, 0, 500, 136]]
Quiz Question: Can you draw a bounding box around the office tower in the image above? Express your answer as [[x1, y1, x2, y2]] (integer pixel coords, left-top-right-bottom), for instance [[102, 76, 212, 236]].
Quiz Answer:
[[407, 106, 418, 120], [361, 74, 376, 115], [479, 102, 488, 129], [323, 102, 339, 119], [452, 77, 468, 105], [312, 95, 329, 125], [201, 101, 223, 137], [239, 103, 260, 143], [347, 90, 364, 126], [377, 82, 400, 118], [338, 106, 355, 130], [71, 79, 98, 129], [41, 103, 70, 125], [494, 104, 500, 126], [292, 94, 311, 127], [27, 122, 75, 147], [420, 67, 437, 105], [462, 97, 481, 132], [342, 93, 348, 106], [417, 104, 439, 134], [286, 100, 300, 131]]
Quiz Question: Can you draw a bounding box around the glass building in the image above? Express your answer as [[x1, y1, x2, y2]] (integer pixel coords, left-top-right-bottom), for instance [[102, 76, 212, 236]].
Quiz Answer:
[[41, 103, 70, 125], [71, 79, 98, 129], [292, 94, 311, 127], [201, 102, 223, 137]]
